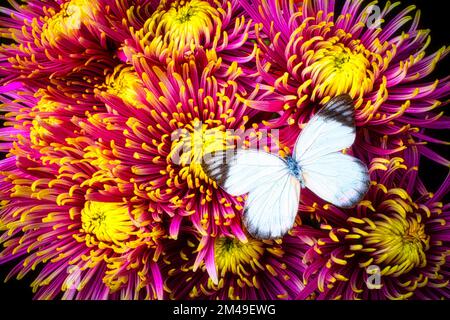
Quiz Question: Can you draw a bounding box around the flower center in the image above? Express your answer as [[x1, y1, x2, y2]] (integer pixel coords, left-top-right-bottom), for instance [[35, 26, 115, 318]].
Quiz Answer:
[[169, 119, 233, 189], [43, 0, 93, 38], [214, 237, 264, 276], [105, 66, 142, 108], [61, 2, 83, 28], [303, 42, 374, 101], [365, 213, 430, 276], [152, 0, 219, 49], [81, 201, 135, 245], [175, 5, 196, 23]]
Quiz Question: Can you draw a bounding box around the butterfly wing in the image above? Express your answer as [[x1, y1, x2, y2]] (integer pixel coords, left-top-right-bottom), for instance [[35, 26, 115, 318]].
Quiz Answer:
[[244, 173, 300, 239], [202, 149, 288, 196], [202, 150, 300, 239], [293, 94, 356, 163], [301, 152, 369, 208], [294, 94, 370, 208]]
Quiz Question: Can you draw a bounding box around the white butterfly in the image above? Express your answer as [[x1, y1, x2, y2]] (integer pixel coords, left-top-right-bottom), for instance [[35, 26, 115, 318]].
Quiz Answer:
[[202, 94, 370, 239]]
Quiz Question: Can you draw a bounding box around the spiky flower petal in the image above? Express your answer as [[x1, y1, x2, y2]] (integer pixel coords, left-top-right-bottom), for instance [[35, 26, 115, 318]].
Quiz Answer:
[[297, 158, 450, 300]]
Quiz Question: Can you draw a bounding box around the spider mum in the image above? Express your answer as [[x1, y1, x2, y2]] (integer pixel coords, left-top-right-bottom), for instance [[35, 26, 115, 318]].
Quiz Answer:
[[0, 0, 128, 135], [78, 51, 263, 283], [163, 227, 307, 299], [297, 157, 450, 300], [238, 0, 449, 164], [0, 0, 119, 85], [0, 122, 165, 299], [126, 0, 256, 76]]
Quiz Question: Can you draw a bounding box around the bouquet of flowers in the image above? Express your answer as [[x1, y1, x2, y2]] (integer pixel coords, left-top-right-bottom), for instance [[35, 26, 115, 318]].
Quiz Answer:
[[0, 0, 448, 300]]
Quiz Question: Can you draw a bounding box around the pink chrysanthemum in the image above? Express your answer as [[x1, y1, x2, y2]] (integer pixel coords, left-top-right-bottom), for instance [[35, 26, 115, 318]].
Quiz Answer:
[[0, 0, 448, 301], [77, 50, 264, 283], [0, 0, 129, 132], [296, 157, 450, 300], [238, 0, 449, 165], [93, 0, 160, 47], [0, 0, 119, 86], [162, 226, 307, 299], [123, 0, 257, 79], [0, 121, 165, 299]]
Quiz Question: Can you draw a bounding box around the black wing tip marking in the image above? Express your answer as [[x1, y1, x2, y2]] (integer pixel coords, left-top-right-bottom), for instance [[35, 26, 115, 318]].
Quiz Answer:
[[318, 94, 355, 128], [201, 149, 241, 186], [247, 226, 285, 240], [326, 94, 354, 110], [201, 150, 234, 186], [329, 93, 353, 104]]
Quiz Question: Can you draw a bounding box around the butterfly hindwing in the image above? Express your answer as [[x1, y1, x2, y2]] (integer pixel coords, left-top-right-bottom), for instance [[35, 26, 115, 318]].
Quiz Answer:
[[244, 174, 300, 239]]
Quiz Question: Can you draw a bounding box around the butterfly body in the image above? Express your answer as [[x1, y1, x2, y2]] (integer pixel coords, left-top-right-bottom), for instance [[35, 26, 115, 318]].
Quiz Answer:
[[203, 94, 370, 239], [285, 155, 304, 186]]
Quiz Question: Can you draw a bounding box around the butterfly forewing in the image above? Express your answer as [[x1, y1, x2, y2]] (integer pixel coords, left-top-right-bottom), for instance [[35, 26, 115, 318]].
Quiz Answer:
[[293, 94, 356, 163], [294, 94, 370, 208]]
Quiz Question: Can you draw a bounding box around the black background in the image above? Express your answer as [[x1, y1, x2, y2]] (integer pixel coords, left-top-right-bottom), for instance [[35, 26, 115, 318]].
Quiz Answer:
[[0, 0, 448, 304]]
